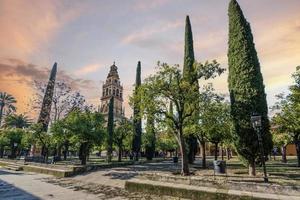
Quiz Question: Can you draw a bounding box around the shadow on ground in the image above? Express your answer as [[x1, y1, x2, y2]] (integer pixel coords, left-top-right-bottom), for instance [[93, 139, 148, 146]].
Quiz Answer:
[[0, 170, 40, 200], [77, 161, 181, 181]]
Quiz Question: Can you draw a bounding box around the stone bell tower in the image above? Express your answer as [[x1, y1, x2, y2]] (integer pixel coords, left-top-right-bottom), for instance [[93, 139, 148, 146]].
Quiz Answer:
[[100, 62, 125, 120]]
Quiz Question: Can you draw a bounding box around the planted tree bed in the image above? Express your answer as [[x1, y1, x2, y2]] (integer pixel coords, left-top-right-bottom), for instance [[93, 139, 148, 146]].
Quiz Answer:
[[136, 158, 300, 196]]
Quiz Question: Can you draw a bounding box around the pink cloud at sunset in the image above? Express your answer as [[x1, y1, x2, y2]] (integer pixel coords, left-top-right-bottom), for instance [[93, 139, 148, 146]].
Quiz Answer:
[[0, 0, 299, 118]]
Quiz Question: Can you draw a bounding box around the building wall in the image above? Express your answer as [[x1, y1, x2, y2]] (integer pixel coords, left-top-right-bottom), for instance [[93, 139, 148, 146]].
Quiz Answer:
[[286, 144, 297, 156]]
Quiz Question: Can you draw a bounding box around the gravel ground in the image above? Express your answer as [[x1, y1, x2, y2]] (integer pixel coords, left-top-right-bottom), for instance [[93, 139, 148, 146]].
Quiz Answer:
[[41, 177, 184, 200]]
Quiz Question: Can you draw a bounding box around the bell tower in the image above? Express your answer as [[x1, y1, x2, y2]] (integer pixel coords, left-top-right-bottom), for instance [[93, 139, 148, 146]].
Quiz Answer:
[[100, 62, 124, 120]]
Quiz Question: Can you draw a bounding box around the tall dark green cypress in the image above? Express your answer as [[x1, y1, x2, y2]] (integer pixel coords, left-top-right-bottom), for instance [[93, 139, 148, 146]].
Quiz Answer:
[[132, 61, 142, 161], [228, 0, 272, 175], [37, 62, 57, 131], [107, 96, 114, 162], [183, 16, 198, 164], [183, 16, 195, 79]]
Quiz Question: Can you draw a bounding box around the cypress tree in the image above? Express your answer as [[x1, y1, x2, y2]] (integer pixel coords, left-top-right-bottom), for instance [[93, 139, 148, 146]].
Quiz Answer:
[[37, 62, 57, 161], [132, 61, 142, 161], [228, 0, 272, 176], [183, 15, 195, 79], [107, 96, 114, 162], [37, 62, 57, 131], [183, 15, 198, 164]]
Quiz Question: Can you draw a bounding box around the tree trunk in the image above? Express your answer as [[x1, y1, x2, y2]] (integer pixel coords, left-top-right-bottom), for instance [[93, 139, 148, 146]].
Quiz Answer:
[[63, 141, 69, 161], [41, 146, 48, 163], [57, 144, 62, 160], [249, 160, 256, 176], [0, 105, 4, 127], [11, 143, 16, 159], [118, 146, 122, 162], [281, 145, 287, 163], [145, 141, 155, 161], [45, 148, 49, 163], [41, 145, 45, 159], [214, 143, 218, 161], [221, 147, 224, 160], [79, 144, 83, 161], [295, 139, 300, 167], [226, 148, 231, 160], [79, 142, 88, 165], [179, 133, 189, 176], [200, 141, 206, 169], [53, 147, 57, 157], [0, 145, 4, 158], [81, 156, 86, 165], [187, 136, 197, 164]]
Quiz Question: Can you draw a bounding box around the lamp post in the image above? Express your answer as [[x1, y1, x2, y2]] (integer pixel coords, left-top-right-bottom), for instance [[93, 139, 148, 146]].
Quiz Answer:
[[251, 114, 268, 183]]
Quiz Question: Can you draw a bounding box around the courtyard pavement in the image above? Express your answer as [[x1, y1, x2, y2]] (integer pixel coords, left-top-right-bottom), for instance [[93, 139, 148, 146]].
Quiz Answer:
[[1, 160, 298, 199], [0, 161, 181, 200], [73, 160, 180, 187], [0, 168, 102, 200]]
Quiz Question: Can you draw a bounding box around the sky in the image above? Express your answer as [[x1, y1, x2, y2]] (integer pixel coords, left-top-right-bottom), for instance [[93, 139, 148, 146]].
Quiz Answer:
[[0, 0, 300, 118]]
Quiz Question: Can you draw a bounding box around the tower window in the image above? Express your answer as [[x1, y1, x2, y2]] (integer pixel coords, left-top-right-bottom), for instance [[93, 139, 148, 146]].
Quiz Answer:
[[113, 89, 115, 95], [109, 89, 111, 95], [120, 93, 122, 98], [106, 88, 108, 96], [116, 89, 119, 96]]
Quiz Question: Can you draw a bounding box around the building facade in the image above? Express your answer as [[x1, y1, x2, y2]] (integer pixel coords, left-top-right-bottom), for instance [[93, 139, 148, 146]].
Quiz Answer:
[[100, 62, 125, 121]]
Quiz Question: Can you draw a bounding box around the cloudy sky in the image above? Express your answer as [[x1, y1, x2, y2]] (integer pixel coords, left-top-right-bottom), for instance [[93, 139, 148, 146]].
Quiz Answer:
[[1, 0, 299, 118]]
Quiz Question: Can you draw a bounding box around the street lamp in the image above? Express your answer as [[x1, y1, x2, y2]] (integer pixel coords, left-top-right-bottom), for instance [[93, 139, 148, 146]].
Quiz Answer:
[[251, 113, 268, 183]]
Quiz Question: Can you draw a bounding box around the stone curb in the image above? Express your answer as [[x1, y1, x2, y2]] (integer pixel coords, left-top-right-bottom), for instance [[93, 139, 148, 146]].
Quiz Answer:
[[0, 158, 167, 177], [0, 160, 73, 177], [125, 179, 300, 200], [139, 172, 300, 196]]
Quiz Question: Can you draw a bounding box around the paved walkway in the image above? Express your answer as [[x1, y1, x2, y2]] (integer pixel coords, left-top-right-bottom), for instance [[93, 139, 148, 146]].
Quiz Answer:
[[0, 168, 100, 200], [73, 160, 180, 188], [0, 162, 179, 200]]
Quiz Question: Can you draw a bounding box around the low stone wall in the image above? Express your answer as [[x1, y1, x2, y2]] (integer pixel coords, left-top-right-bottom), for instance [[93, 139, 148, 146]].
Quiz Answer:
[[23, 165, 74, 178], [0, 159, 74, 177], [0, 158, 166, 178], [125, 179, 264, 200], [139, 173, 300, 196], [0, 160, 10, 167], [74, 158, 166, 174]]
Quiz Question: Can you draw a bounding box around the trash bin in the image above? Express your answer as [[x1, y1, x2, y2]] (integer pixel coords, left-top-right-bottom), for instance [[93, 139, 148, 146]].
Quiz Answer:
[[213, 160, 226, 174], [173, 156, 178, 163]]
